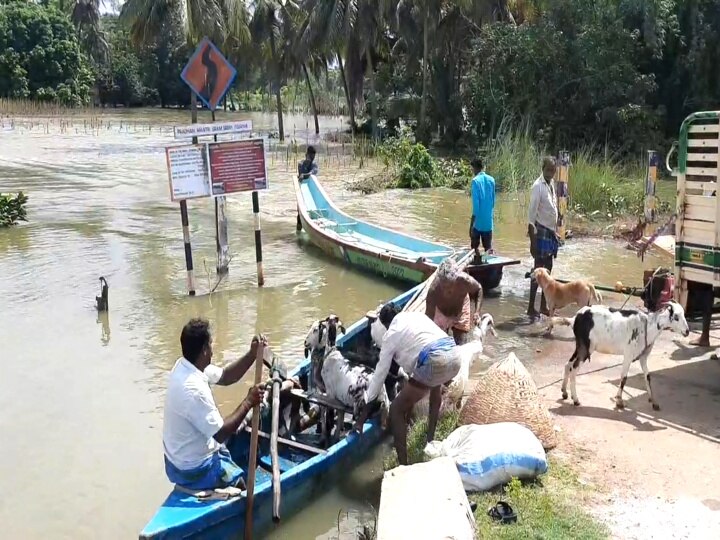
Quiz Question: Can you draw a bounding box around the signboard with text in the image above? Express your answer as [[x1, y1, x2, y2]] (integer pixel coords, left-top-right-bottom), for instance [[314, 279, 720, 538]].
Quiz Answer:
[[174, 120, 253, 140], [166, 145, 212, 201], [207, 138, 269, 196]]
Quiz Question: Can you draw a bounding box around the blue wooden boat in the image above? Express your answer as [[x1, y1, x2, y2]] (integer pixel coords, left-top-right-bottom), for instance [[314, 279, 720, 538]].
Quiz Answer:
[[294, 175, 520, 290], [139, 285, 421, 540]]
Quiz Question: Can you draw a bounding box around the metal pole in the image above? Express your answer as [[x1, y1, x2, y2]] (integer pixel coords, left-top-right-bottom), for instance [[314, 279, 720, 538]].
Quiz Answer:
[[645, 150, 658, 225], [181, 90, 198, 296], [556, 150, 570, 240], [252, 190, 265, 286], [211, 110, 230, 275]]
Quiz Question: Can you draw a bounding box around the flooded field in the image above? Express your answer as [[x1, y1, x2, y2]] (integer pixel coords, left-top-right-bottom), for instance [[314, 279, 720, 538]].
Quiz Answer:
[[0, 109, 667, 539]]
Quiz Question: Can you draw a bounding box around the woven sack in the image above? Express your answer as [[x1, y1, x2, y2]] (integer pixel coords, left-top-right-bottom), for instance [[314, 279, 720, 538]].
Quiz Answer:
[[460, 352, 557, 450]]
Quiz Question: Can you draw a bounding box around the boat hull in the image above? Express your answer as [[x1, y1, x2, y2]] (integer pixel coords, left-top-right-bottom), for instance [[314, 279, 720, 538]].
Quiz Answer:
[[294, 176, 520, 289]]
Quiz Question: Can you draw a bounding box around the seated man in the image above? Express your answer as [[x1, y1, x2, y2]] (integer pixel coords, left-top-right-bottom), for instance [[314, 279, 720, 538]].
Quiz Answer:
[[357, 303, 462, 466], [163, 318, 266, 491], [297, 145, 319, 181], [425, 258, 482, 345]]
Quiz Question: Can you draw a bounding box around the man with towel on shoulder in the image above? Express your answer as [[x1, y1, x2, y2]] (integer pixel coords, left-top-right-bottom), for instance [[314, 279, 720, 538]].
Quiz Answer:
[[356, 303, 462, 466], [527, 156, 561, 318]]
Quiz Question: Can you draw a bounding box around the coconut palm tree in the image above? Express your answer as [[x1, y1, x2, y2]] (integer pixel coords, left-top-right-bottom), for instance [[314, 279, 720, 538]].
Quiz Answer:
[[247, 0, 301, 142], [56, 0, 110, 63], [299, 0, 390, 138]]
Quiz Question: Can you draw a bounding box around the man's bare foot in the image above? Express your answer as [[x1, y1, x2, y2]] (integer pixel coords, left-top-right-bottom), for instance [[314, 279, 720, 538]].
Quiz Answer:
[[689, 336, 711, 347]]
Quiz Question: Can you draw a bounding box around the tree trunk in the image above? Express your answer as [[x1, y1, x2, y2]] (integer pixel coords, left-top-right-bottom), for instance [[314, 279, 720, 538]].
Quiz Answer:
[[420, 8, 429, 129], [270, 32, 285, 142], [303, 63, 320, 135], [275, 89, 285, 141], [366, 49, 378, 141], [337, 52, 356, 130]]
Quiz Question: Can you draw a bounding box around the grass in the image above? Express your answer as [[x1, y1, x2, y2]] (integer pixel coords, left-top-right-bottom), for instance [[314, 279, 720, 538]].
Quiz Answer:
[[382, 412, 608, 540]]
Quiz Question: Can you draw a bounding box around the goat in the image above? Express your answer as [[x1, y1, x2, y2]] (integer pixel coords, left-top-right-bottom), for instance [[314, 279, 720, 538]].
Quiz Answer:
[[303, 314, 346, 393], [529, 268, 602, 334], [304, 315, 390, 436], [561, 301, 689, 411]]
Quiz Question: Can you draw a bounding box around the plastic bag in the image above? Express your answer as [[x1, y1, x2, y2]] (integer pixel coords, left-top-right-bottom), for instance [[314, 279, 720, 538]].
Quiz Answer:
[[424, 422, 548, 492]]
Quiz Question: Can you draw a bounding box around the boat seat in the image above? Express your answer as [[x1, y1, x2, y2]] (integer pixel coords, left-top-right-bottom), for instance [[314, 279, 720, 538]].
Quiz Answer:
[[258, 454, 295, 474]]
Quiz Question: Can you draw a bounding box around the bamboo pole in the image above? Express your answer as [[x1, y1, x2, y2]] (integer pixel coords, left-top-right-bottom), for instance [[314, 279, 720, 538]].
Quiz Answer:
[[270, 362, 282, 522], [243, 339, 266, 539]]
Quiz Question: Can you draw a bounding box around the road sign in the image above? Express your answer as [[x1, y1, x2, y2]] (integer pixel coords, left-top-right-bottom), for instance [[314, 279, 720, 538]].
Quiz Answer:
[[181, 37, 237, 111], [166, 145, 212, 201], [174, 120, 253, 140], [207, 138, 269, 196]]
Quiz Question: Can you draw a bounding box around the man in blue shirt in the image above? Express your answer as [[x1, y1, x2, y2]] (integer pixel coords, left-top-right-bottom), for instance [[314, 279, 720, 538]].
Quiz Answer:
[[469, 157, 496, 258]]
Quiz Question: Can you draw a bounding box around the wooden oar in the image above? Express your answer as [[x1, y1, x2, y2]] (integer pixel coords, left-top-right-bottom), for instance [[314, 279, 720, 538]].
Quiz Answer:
[[270, 361, 282, 523], [243, 339, 266, 540]]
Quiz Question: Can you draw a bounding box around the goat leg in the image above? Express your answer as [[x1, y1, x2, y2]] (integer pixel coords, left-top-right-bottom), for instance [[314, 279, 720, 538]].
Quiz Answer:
[[561, 361, 571, 400], [614, 354, 634, 409], [639, 354, 660, 411]]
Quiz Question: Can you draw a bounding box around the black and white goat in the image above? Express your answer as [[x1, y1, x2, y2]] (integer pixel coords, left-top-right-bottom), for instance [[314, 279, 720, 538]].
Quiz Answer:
[[303, 315, 391, 425], [561, 301, 689, 410]]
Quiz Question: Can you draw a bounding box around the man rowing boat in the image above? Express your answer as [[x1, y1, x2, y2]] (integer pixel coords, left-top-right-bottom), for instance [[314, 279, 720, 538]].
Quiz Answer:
[[163, 319, 266, 492], [425, 257, 483, 345]]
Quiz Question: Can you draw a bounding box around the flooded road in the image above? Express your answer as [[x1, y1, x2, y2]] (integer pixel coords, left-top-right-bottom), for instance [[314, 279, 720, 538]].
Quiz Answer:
[[0, 109, 667, 539]]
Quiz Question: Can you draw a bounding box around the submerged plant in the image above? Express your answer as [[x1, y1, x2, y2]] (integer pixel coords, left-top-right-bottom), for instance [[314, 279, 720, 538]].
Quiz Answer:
[[0, 192, 28, 227]]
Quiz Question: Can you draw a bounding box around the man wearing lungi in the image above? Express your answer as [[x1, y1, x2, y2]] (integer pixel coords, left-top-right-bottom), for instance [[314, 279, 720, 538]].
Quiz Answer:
[[527, 156, 561, 317]]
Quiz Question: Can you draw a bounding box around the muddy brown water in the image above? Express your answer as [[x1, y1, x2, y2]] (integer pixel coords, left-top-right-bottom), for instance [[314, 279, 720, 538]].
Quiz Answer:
[[0, 110, 667, 539]]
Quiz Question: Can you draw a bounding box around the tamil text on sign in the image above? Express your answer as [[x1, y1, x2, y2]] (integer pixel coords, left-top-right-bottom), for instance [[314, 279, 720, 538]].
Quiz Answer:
[[208, 138, 269, 195], [180, 37, 237, 111], [166, 145, 211, 201], [174, 120, 253, 140]]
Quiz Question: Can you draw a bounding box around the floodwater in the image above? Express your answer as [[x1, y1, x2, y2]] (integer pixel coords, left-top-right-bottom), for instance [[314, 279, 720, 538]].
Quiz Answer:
[[0, 109, 667, 539]]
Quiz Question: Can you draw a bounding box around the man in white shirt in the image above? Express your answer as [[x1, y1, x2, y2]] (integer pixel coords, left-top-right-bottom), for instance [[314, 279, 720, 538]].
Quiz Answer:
[[527, 156, 560, 318], [163, 318, 266, 491], [357, 303, 461, 466]]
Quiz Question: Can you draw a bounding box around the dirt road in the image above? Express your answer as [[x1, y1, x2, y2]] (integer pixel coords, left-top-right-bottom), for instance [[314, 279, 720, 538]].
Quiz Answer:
[[523, 297, 720, 538]]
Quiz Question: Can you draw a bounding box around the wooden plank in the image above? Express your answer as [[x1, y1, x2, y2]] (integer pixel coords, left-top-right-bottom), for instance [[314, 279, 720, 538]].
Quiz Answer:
[[377, 457, 475, 540], [687, 138, 719, 148], [683, 181, 716, 194], [687, 152, 719, 162], [682, 222, 716, 246], [680, 267, 720, 287], [243, 426, 327, 455], [686, 167, 719, 177], [686, 194, 716, 208], [688, 124, 720, 134], [685, 203, 717, 222]]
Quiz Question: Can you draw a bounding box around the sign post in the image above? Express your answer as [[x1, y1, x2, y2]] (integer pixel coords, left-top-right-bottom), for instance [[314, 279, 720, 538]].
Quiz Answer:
[[180, 37, 238, 284], [644, 150, 658, 227], [556, 150, 570, 240]]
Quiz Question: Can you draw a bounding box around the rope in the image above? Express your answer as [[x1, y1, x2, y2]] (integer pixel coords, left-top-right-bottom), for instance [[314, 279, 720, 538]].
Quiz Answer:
[[636, 214, 677, 261]]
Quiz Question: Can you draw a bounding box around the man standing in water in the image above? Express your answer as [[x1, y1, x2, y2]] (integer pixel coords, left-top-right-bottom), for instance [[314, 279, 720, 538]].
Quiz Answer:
[[527, 156, 560, 317], [359, 303, 462, 466], [469, 157, 496, 258], [163, 319, 266, 491], [426, 257, 483, 345], [297, 145, 319, 180]]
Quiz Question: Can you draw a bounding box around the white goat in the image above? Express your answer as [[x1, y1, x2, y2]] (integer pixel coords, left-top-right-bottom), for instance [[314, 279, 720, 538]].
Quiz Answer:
[[304, 315, 390, 426], [561, 301, 689, 410]]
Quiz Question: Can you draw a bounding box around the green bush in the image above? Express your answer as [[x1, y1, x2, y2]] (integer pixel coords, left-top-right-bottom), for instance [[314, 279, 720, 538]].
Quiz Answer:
[[398, 143, 441, 188], [0, 192, 28, 227]]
